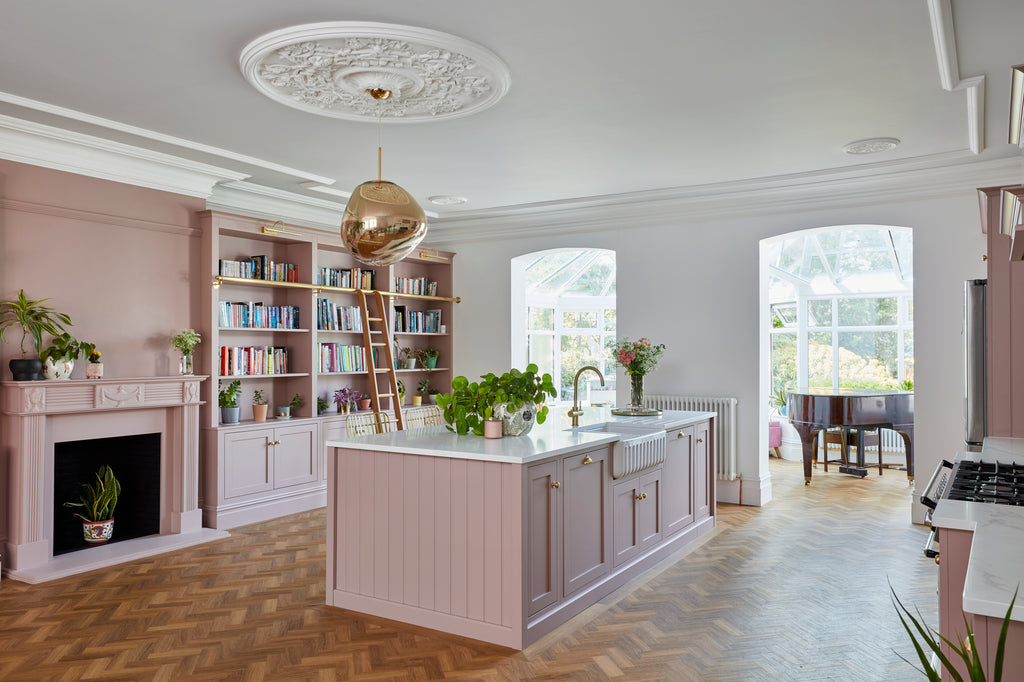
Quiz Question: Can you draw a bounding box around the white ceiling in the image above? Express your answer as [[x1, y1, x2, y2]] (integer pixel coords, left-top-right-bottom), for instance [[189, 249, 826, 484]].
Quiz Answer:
[[1, 0, 1022, 218]]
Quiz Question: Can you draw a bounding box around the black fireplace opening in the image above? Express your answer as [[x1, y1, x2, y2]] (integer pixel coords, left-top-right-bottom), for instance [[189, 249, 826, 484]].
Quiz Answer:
[[53, 432, 161, 556]]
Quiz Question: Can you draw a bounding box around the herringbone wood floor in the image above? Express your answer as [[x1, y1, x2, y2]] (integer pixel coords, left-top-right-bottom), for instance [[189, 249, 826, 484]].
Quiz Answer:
[[0, 459, 936, 681]]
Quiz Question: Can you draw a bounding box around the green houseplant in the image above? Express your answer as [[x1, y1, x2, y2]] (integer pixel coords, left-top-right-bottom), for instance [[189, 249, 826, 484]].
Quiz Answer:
[[39, 332, 87, 380], [0, 289, 73, 380], [63, 465, 121, 544], [769, 387, 789, 416], [252, 388, 269, 422], [219, 379, 241, 424], [278, 393, 303, 418], [438, 364, 557, 436]]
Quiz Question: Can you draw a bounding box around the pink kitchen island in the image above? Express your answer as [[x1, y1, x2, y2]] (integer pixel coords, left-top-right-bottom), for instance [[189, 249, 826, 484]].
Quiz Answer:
[[325, 408, 716, 649]]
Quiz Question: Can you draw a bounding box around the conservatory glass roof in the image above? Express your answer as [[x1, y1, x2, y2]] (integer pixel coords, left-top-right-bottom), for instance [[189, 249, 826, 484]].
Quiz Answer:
[[766, 226, 912, 302], [524, 248, 616, 298]]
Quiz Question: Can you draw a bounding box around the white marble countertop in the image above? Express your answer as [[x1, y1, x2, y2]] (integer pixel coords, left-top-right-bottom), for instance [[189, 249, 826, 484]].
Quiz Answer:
[[931, 438, 1024, 621], [325, 407, 715, 465]]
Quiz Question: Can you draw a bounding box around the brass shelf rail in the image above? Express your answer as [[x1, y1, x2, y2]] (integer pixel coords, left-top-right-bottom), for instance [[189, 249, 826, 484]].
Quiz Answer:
[[213, 276, 461, 303]]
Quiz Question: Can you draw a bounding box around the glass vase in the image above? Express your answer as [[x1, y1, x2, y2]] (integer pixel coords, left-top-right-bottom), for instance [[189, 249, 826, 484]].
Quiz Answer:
[[179, 353, 194, 375], [629, 373, 645, 409]]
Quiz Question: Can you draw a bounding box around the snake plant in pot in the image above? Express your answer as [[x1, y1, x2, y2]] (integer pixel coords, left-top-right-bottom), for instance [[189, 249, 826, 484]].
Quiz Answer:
[[63, 465, 121, 544]]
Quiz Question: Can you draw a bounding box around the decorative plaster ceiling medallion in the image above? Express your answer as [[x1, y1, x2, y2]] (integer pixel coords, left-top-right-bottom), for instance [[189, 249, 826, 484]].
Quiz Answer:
[[239, 22, 511, 123], [842, 137, 901, 155]]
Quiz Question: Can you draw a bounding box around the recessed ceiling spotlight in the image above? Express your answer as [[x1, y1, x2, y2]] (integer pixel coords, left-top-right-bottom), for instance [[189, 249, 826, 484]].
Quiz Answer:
[[428, 195, 468, 206], [843, 137, 901, 155]]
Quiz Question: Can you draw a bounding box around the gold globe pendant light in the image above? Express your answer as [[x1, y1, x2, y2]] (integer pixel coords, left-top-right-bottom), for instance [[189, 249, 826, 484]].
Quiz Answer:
[[340, 88, 428, 266]]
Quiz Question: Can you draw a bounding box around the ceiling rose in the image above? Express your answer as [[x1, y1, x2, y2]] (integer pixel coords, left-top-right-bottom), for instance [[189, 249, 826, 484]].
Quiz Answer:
[[239, 21, 511, 123], [842, 137, 901, 155]]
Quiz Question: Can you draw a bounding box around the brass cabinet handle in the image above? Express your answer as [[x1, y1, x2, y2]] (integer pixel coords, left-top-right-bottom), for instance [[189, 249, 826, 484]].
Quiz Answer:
[[551, 481, 560, 489], [582, 455, 593, 465], [635, 492, 648, 501], [642, 493, 647, 500], [677, 432, 685, 438], [636, 493, 643, 501], [270, 439, 281, 445], [697, 438, 703, 443]]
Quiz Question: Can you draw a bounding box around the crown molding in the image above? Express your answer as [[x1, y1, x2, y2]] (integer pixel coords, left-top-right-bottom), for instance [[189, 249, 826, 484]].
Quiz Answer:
[[928, 0, 985, 154], [428, 156, 1024, 245], [205, 180, 345, 234], [0, 90, 336, 186], [0, 114, 247, 197]]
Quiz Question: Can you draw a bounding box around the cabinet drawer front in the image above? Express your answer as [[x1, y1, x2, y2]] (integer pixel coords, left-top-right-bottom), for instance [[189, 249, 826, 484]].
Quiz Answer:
[[223, 430, 274, 498]]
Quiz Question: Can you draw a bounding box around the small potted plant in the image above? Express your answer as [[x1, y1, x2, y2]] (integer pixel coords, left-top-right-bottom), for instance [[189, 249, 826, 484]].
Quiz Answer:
[[0, 289, 73, 381], [356, 392, 372, 411], [420, 345, 440, 369], [397, 380, 407, 406], [415, 378, 432, 406], [401, 347, 417, 370], [278, 393, 303, 418], [317, 396, 329, 415], [171, 328, 201, 375], [63, 464, 120, 545], [252, 388, 268, 422], [39, 331, 82, 380], [219, 379, 241, 424], [81, 342, 103, 379], [333, 386, 360, 413]]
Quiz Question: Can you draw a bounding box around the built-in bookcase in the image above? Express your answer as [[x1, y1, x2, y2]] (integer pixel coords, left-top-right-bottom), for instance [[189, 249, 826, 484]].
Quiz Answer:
[[196, 210, 457, 529]]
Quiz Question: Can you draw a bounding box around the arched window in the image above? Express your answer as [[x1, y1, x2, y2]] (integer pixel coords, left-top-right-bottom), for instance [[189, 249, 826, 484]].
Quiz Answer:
[[511, 249, 616, 405], [766, 226, 914, 396]]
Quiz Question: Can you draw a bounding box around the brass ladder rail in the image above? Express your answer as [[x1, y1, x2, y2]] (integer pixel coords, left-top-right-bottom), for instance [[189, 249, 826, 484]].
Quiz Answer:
[[358, 290, 404, 433]]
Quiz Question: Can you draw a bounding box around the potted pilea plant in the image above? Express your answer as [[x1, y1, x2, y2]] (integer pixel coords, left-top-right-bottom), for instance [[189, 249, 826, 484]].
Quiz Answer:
[[356, 393, 372, 411], [39, 332, 85, 380], [437, 364, 556, 436], [171, 328, 201, 375], [63, 464, 120, 545], [333, 386, 360, 413], [0, 289, 73, 381], [317, 396, 329, 415], [415, 378, 432, 406], [252, 388, 268, 422], [219, 379, 241, 424]]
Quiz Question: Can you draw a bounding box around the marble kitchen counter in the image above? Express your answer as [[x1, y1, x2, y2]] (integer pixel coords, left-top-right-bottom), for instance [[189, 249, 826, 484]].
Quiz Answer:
[[931, 439, 1024, 622], [325, 407, 715, 464]]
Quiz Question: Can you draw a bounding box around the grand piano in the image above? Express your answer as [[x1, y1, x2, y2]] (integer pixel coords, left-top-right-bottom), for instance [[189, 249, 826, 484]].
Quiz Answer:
[[787, 388, 914, 485]]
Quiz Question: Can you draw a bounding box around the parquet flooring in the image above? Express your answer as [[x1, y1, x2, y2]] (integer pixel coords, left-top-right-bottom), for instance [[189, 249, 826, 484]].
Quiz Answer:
[[0, 459, 936, 681]]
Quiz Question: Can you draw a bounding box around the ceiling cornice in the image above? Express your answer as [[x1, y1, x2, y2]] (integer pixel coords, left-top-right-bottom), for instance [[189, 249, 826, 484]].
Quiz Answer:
[[427, 156, 1024, 246], [0, 114, 247, 197], [205, 181, 343, 233], [928, 0, 985, 154]]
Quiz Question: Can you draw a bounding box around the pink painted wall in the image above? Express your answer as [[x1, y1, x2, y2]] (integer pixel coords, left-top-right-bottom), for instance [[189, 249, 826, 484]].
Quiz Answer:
[[0, 159, 205, 550], [0, 159, 205, 377]]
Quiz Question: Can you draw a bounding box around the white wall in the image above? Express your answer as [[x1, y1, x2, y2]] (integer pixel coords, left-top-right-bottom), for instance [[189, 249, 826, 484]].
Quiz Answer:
[[432, 161, 1010, 520]]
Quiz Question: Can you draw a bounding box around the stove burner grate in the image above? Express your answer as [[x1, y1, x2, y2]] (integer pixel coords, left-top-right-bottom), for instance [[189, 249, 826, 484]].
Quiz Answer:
[[946, 460, 1024, 505]]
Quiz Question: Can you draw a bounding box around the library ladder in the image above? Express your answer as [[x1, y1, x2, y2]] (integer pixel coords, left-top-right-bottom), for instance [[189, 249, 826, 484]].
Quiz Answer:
[[358, 289, 404, 432]]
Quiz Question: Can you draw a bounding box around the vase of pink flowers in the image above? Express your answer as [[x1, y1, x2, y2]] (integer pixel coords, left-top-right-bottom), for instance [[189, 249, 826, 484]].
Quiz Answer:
[[612, 337, 666, 410]]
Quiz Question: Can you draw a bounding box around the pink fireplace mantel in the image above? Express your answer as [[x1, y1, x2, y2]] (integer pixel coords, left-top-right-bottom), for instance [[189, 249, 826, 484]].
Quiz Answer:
[[1, 376, 227, 583]]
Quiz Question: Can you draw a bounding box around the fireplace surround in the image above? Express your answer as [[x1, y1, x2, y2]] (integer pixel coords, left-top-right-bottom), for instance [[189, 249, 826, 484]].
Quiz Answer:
[[1, 376, 227, 583]]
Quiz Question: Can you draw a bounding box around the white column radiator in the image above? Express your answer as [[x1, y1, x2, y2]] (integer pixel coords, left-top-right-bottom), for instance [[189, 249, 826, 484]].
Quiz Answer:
[[645, 394, 739, 481]]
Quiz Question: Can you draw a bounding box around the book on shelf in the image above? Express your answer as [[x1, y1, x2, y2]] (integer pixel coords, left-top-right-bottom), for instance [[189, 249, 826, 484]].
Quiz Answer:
[[393, 304, 407, 333], [393, 275, 438, 297], [220, 345, 289, 376], [219, 301, 301, 329], [316, 298, 362, 332], [218, 256, 297, 282], [396, 308, 442, 334], [318, 343, 381, 373], [318, 267, 375, 290]]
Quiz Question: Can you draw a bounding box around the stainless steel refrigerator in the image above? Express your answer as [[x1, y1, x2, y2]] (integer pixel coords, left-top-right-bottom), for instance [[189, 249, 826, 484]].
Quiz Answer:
[[964, 279, 987, 450]]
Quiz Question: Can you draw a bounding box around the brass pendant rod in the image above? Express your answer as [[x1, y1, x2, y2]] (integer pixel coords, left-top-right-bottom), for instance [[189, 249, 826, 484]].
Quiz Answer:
[[378, 146, 382, 183]]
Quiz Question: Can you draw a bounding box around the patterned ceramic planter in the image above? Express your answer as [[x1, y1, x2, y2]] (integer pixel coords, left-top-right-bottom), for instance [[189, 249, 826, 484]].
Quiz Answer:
[[494, 402, 536, 436], [85, 362, 104, 379], [43, 357, 74, 380], [82, 518, 114, 544]]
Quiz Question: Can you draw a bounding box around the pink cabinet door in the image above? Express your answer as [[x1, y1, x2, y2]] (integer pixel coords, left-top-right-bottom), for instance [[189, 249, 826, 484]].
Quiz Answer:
[[273, 423, 317, 488], [526, 459, 561, 616], [663, 426, 694, 535], [612, 477, 640, 566], [223, 428, 274, 498], [562, 447, 611, 597], [693, 421, 711, 520], [637, 471, 662, 548]]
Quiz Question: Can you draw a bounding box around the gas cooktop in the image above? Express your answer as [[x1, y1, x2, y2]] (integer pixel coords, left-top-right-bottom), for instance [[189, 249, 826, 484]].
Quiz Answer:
[[945, 460, 1024, 506]]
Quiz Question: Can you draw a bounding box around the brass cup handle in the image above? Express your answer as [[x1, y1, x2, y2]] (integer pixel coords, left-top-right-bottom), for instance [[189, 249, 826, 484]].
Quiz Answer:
[[551, 481, 560, 489], [582, 455, 593, 465]]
